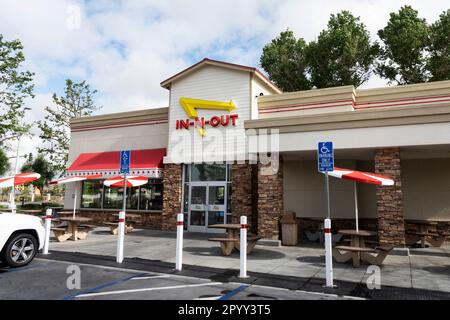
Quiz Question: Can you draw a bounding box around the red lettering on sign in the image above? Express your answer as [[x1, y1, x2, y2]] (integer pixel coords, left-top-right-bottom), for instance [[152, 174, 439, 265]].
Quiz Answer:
[[210, 116, 220, 127], [195, 117, 205, 128], [176, 114, 239, 132], [179, 119, 190, 129], [230, 114, 239, 126], [220, 115, 229, 126]]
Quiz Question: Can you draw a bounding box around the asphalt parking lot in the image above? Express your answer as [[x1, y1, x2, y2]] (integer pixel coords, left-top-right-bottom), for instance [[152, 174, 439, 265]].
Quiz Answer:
[[0, 259, 357, 300]]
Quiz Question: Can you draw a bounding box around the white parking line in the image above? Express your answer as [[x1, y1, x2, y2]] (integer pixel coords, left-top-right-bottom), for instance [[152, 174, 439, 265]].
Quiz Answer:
[[130, 275, 171, 280], [76, 282, 223, 298], [194, 296, 222, 300]]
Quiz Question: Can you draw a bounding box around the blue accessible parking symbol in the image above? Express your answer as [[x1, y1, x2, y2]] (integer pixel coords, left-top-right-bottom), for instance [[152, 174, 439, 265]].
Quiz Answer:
[[318, 142, 334, 172], [120, 150, 131, 174]]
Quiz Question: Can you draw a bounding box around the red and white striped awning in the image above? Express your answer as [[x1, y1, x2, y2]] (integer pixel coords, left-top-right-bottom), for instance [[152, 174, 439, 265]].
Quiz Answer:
[[66, 148, 165, 178], [327, 167, 394, 186], [103, 176, 148, 188], [49, 174, 103, 185], [0, 172, 41, 188]]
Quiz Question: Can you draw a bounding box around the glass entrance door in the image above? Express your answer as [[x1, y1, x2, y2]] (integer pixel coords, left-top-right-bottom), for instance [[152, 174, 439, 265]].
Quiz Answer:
[[188, 182, 227, 233]]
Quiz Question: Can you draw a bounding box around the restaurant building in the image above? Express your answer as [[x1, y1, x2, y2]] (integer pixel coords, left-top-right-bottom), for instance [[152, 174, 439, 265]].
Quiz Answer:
[[66, 58, 450, 246]]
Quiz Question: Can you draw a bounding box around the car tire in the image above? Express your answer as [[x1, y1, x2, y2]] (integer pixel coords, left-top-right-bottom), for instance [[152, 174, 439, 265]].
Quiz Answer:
[[1, 233, 38, 268]]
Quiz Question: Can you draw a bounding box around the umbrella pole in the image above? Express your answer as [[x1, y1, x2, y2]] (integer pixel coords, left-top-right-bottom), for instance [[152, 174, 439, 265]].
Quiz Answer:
[[10, 186, 16, 214], [354, 181, 359, 232], [73, 189, 77, 219]]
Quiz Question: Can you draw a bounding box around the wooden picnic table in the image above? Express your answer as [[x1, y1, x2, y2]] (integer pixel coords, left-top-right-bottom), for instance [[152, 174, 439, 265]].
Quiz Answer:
[[104, 213, 141, 234], [58, 217, 93, 241], [208, 224, 261, 256], [405, 219, 446, 248], [335, 229, 378, 267], [209, 224, 241, 238]]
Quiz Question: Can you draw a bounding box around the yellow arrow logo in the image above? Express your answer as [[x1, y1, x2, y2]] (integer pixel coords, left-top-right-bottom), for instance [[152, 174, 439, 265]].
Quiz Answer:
[[179, 97, 236, 118], [179, 97, 236, 136]]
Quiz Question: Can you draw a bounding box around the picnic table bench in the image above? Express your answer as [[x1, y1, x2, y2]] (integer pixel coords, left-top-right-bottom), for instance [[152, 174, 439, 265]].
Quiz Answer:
[[333, 245, 394, 267], [208, 235, 262, 256]]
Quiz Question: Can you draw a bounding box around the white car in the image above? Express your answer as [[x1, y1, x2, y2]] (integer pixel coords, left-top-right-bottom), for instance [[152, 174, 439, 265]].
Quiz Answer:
[[0, 212, 45, 267]]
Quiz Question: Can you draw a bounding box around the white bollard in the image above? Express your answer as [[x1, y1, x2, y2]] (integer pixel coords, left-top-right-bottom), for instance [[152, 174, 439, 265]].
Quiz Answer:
[[324, 218, 334, 287], [116, 211, 126, 263], [175, 213, 184, 271], [239, 216, 248, 278], [42, 209, 52, 255]]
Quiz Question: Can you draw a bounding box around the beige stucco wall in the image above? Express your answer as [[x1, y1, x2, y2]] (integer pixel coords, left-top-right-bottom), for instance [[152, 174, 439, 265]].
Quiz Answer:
[[403, 158, 450, 220], [68, 122, 169, 164], [283, 159, 377, 219], [284, 157, 450, 221]]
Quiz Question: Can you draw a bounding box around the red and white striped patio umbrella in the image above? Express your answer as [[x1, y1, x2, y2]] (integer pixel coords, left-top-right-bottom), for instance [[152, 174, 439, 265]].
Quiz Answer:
[[0, 172, 41, 188], [0, 172, 41, 213], [103, 176, 148, 188], [327, 167, 394, 186], [326, 167, 394, 231], [49, 174, 103, 185], [49, 174, 103, 219]]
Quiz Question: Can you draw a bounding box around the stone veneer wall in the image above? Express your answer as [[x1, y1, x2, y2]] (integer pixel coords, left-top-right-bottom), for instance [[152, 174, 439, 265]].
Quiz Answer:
[[231, 163, 255, 232], [161, 163, 183, 231], [75, 210, 162, 229], [375, 148, 405, 246], [257, 159, 283, 240], [296, 218, 378, 239]]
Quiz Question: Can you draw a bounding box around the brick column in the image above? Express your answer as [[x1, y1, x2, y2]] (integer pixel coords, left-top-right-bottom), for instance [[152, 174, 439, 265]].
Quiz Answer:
[[375, 148, 405, 246], [162, 163, 183, 231], [257, 159, 283, 240], [231, 163, 254, 231]]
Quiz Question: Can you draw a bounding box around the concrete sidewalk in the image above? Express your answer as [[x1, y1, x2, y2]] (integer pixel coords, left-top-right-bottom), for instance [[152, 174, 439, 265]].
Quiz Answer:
[[48, 227, 450, 296]]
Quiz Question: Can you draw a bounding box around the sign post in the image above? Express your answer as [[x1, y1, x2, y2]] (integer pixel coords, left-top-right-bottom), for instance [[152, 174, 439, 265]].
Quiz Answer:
[[318, 142, 334, 288], [117, 150, 130, 263]]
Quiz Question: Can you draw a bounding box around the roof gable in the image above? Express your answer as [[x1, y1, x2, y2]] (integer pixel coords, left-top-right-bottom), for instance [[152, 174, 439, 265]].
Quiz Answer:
[[160, 58, 281, 94]]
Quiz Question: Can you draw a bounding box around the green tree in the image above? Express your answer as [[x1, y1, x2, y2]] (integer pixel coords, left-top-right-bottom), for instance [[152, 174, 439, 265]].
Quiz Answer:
[[377, 6, 430, 84], [38, 79, 100, 174], [307, 11, 379, 88], [0, 34, 34, 146], [260, 30, 312, 91], [20, 153, 54, 196], [0, 148, 10, 175], [428, 9, 450, 81]]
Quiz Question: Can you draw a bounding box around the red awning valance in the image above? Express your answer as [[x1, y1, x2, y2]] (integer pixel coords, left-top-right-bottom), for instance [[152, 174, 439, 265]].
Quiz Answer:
[[66, 148, 166, 178]]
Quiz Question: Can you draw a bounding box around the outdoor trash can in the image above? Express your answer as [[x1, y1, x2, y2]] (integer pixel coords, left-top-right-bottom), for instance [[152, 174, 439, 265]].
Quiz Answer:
[[280, 211, 298, 246]]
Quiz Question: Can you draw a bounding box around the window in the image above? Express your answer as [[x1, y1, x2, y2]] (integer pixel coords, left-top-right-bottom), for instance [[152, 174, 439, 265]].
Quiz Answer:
[[103, 186, 123, 209], [81, 180, 103, 209], [139, 182, 163, 211], [127, 187, 139, 210], [81, 179, 163, 211], [191, 164, 226, 181]]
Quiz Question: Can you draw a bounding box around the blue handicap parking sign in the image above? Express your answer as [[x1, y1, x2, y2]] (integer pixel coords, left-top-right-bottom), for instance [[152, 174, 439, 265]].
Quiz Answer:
[[120, 150, 131, 174], [318, 142, 334, 172]]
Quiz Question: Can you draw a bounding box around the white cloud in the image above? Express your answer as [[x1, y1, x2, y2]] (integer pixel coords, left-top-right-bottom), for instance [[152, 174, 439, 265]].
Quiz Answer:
[[0, 0, 449, 170]]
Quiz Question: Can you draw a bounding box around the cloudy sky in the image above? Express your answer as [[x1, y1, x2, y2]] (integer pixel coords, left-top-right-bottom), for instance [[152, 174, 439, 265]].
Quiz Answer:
[[1, 0, 449, 170]]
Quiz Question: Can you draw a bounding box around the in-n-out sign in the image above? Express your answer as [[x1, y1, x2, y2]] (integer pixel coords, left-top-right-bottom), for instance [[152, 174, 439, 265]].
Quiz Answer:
[[176, 97, 239, 136]]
